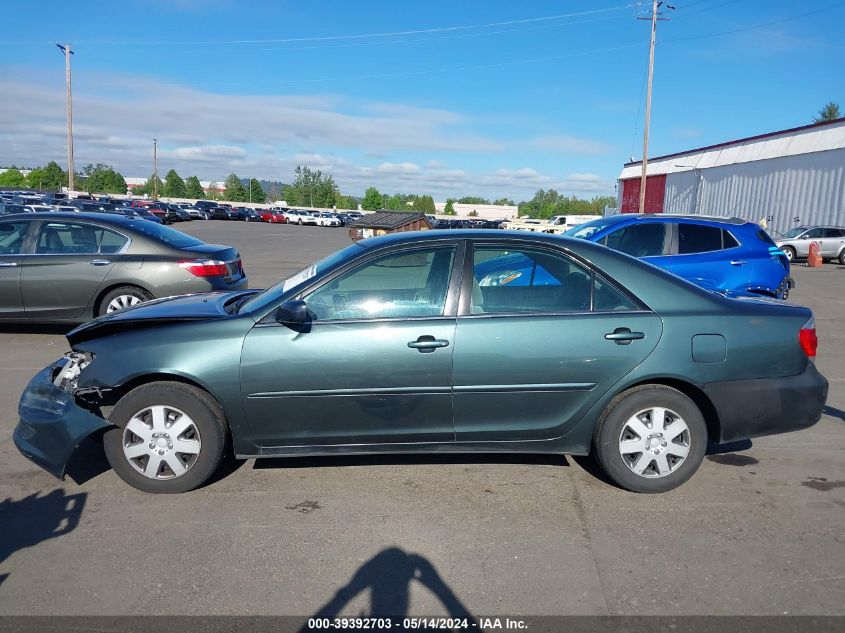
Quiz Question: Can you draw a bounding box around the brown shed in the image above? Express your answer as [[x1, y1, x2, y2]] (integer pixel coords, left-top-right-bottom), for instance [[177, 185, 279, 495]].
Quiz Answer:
[[348, 212, 432, 242]]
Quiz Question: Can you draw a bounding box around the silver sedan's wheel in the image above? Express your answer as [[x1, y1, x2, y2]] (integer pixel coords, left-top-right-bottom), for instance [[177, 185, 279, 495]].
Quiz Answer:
[[106, 294, 143, 313], [618, 407, 690, 478], [122, 405, 202, 480]]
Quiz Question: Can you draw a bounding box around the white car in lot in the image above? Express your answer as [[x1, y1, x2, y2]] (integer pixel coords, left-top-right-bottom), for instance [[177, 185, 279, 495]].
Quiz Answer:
[[315, 212, 341, 227], [286, 209, 317, 225]]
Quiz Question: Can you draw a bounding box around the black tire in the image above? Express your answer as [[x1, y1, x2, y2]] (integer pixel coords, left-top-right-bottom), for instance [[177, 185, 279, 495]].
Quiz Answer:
[[298, 219, 303, 225], [97, 285, 153, 317], [103, 382, 227, 494], [782, 246, 796, 262], [838, 250, 845, 265], [592, 385, 707, 493]]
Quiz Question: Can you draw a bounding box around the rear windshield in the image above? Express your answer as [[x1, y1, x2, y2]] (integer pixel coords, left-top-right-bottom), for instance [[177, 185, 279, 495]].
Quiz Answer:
[[563, 218, 618, 239], [128, 221, 204, 248]]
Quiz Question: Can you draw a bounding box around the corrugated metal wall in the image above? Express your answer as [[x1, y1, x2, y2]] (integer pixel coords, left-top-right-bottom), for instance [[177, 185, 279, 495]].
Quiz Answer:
[[663, 148, 845, 234]]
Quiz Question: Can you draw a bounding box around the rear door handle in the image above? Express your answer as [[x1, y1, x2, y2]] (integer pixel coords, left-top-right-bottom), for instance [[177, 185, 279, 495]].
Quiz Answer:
[[89, 259, 111, 266], [605, 327, 645, 345], [730, 260, 746, 266], [408, 335, 450, 353]]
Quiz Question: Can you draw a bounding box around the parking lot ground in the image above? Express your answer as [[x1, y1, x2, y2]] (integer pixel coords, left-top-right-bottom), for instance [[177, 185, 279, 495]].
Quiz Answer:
[[0, 222, 843, 616]]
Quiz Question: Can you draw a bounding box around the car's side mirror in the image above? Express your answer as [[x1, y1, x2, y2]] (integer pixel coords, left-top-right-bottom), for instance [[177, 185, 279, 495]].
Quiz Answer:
[[275, 300, 310, 333]]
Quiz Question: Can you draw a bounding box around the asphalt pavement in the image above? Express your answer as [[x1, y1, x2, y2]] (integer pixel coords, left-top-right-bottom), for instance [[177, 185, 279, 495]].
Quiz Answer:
[[0, 221, 842, 616]]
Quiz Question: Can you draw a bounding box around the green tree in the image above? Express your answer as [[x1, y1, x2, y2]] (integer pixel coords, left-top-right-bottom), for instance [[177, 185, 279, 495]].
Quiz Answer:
[[334, 193, 357, 210], [39, 161, 68, 190], [361, 186, 383, 210], [223, 173, 247, 202], [206, 182, 221, 200], [0, 168, 27, 188], [82, 163, 127, 194], [411, 194, 436, 214], [134, 173, 164, 198], [248, 178, 266, 203], [184, 175, 204, 199], [492, 197, 515, 206], [517, 190, 614, 219], [457, 196, 490, 205], [813, 101, 841, 123], [162, 169, 186, 198], [443, 199, 456, 215]]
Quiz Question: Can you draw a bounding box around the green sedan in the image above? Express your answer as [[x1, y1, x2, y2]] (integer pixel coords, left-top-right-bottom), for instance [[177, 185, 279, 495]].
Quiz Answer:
[[14, 230, 828, 494]]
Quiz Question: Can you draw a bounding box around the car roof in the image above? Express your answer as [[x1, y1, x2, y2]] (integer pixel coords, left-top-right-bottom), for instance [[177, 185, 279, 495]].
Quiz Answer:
[[1, 211, 142, 226], [358, 228, 594, 250], [594, 213, 749, 226]]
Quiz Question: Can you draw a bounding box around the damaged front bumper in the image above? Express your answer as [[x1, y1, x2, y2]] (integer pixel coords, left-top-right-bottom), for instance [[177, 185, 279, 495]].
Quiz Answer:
[[13, 359, 111, 479]]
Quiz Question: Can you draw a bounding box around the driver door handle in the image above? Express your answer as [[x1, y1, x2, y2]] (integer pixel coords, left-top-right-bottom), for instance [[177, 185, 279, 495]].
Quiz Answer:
[[408, 335, 450, 353], [730, 260, 746, 266], [605, 327, 645, 345], [89, 259, 111, 266]]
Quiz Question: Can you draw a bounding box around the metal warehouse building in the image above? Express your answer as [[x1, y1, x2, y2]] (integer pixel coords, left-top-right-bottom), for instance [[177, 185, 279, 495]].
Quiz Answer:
[[617, 117, 845, 234]]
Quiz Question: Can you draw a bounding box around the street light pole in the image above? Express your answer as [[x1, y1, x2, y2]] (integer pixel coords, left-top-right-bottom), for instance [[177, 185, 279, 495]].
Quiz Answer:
[[56, 44, 75, 193], [637, 1, 673, 214], [152, 138, 158, 200]]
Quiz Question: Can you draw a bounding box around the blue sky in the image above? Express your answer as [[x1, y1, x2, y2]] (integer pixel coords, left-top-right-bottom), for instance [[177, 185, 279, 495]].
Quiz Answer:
[[1, 0, 843, 200]]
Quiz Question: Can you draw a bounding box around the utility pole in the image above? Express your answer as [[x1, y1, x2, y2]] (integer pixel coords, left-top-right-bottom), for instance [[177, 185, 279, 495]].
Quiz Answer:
[[637, 1, 673, 214], [152, 138, 158, 200], [56, 44, 75, 193]]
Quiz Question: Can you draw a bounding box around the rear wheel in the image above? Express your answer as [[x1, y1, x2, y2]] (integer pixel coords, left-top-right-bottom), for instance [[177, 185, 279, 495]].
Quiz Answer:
[[592, 385, 707, 493], [782, 246, 796, 261], [838, 249, 845, 265], [98, 285, 152, 316], [103, 382, 227, 494]]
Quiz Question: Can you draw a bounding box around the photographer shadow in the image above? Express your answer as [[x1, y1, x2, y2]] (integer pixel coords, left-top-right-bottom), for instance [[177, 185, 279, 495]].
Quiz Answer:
[[305, 547, 477, 629], [0, 489, 87, 587]]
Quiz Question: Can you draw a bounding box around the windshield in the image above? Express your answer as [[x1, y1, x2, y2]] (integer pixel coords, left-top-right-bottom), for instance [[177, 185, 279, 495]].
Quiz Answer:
[[240, 242, 366, 314], [781, 227, 807, 238], [128, 220, 204, 248], [563, 218, 618, 239]]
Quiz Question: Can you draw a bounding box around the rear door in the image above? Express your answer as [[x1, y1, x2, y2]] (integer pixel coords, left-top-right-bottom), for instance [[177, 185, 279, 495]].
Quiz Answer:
[[0, 219, 34, 318], [820, 228, 845, 257], [451, 241, 662, 442], [21, 220, 129, 320], [670, 222, 750, 292]]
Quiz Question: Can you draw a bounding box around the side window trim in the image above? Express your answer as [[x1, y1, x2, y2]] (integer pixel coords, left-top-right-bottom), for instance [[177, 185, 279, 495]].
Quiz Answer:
[[458, 240, 649, 317], [261, 241, 464, 324]]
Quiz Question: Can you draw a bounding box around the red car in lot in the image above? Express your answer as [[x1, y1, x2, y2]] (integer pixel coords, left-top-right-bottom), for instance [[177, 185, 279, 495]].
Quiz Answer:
[[260, 210, 288, 223]]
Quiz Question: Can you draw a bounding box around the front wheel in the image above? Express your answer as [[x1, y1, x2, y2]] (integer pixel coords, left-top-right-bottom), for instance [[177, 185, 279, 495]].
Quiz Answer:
[[103, 382, 227, 494], [592, 385, 707, 493], [782, 246, 796, 262]]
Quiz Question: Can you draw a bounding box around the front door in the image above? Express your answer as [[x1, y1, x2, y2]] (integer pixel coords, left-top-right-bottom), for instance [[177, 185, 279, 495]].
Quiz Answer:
[[0, 220, 32, 318], [240, 244, 460, 447], [21, 220, 128, 320], [452, 243, 662, 441]]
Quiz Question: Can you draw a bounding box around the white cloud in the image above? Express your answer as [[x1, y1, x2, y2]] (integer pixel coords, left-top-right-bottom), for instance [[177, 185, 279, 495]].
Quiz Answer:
[[0, 68, 614, 199]]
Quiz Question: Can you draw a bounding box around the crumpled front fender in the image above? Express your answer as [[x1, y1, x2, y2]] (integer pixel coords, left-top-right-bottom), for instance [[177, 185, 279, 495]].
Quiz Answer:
[[14, 362, 112, 479]]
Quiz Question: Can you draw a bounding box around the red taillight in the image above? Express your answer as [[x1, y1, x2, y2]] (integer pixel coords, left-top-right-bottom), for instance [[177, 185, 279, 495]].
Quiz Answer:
[[799, 316, 817, 358], [179, 259, 230, 277]]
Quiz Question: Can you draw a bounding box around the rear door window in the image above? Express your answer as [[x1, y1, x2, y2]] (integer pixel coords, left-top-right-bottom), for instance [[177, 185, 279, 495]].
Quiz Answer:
[[35, 222, 128, 255], [677, 223, 724, 254]]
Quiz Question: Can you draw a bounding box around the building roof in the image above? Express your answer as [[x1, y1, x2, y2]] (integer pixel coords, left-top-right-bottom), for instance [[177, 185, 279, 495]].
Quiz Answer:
[[619, 117, 845, 180], [350, 211, 428, 230]]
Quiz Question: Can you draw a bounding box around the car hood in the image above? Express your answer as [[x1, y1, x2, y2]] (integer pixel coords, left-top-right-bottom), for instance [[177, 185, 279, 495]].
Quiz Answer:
[[66, 290, 258, 346]]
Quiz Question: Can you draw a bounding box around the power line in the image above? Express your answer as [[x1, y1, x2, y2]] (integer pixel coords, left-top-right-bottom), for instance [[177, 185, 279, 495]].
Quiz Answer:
[[5, 3, 641, 46], [666, 1, 845, 42]]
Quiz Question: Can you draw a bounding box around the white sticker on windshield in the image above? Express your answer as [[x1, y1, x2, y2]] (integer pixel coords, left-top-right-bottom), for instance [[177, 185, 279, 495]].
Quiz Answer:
[[281, 265, 317, 293]]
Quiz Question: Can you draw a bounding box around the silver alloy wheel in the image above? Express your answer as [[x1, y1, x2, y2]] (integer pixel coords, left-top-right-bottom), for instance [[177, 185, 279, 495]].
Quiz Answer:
[[106, 294, 143, 313], [122, 405, 202, 480], [618, 407, 691, 478], [784, 248, 794, 261]]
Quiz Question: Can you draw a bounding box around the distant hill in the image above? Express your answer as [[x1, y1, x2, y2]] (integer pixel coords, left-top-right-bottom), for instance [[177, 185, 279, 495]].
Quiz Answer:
[[239, 178, 290, 200]]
